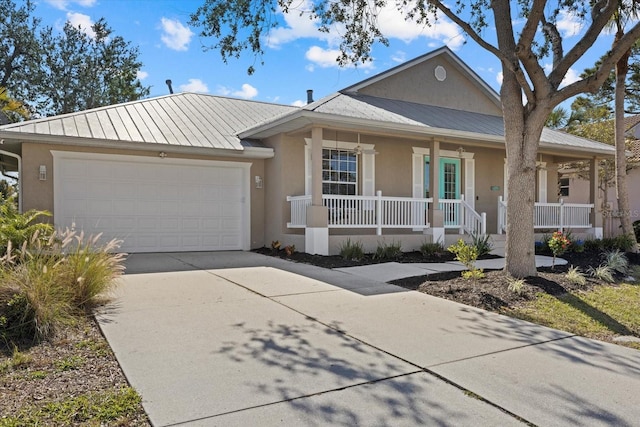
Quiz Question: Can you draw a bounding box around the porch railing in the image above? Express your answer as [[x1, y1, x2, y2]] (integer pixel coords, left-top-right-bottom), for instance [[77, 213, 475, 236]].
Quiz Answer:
[[288, 192, 486, 236], [497, 196, 594, 233]]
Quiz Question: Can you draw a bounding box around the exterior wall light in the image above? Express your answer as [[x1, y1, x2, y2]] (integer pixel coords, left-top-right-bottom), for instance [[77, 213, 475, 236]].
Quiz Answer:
[[255, 176, 263, 189], [39, 165, 47, 181]]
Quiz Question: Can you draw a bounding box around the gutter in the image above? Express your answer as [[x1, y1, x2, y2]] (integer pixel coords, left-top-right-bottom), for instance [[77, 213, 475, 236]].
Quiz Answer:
[[0, 131, 275, 160], [0, 149, 22, 212]]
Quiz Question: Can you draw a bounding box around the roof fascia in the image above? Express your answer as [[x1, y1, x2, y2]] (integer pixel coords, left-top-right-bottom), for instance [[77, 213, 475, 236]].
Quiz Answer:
[[0, 131, 274, 159]]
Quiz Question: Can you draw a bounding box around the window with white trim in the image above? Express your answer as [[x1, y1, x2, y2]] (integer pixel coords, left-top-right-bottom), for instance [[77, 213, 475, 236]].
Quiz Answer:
[[322, 148, 357, 195]]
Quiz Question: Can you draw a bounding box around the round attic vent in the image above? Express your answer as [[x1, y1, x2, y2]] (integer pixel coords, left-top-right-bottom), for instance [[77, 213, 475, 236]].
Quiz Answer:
[[434, 65, 447, 81]]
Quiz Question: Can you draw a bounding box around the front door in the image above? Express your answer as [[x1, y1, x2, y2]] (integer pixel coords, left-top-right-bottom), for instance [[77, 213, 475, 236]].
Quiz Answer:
[[439, 158, 460, 226]]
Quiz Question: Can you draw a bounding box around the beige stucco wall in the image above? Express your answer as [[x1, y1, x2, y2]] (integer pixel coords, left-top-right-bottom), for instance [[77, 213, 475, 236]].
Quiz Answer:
[[264, 131, 517, 241], [21, 142, 266, 249], [357, 55, 502, 116]]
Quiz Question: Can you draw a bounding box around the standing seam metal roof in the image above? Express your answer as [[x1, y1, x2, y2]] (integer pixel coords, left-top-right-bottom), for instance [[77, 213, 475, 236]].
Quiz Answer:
[[0, 93, 299, 150]]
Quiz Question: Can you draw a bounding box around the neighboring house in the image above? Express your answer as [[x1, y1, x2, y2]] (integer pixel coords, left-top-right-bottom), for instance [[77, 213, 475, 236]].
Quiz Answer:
[[559, 115, 640, 237], [0, 47, 615, 255]]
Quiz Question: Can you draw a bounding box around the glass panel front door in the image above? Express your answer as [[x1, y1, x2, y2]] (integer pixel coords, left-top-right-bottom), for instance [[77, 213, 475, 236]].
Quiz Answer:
[[439, 158, 460, 226]]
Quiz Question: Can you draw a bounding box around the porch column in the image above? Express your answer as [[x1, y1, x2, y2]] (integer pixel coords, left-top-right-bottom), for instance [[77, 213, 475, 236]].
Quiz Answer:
[[306, 126, 329, 255], [428, 140, 445, 243], [589, 157, 603, 238]]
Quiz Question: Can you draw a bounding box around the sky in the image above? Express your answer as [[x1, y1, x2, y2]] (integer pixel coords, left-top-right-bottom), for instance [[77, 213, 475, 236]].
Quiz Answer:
[[32, 0, 620, 109]]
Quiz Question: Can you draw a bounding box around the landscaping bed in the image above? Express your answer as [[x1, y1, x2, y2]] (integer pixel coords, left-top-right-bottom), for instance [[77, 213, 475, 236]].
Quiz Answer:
[[254, 244, 640, 350]]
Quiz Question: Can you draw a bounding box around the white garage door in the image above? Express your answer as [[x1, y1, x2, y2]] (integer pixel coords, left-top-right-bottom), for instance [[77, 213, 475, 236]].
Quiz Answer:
[[52, 151, 250, 252]]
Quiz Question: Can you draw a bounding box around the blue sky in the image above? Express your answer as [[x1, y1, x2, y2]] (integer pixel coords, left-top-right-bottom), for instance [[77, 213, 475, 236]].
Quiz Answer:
[[34, 0, 618, 108]]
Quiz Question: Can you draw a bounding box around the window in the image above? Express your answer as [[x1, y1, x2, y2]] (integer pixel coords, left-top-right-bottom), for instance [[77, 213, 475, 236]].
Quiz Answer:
[[322, 148, 357, 195], [559, 178, 570, 197]]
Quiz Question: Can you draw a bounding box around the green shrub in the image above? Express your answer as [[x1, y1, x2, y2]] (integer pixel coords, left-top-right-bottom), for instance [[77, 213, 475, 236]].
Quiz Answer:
[[0, 229, 125, 343], [448, 239, 483, 279], [507, 276, 526, 295], [566, 266, 586, 287], [339, 239, 364, 261], [373, 241, 402, 261], [603, 249, 628, 275], [419, 241, 445, 258], [0, 202, 54, 253], [588, 264, 615, 283], [470, 233, 493, 257], [583, 238, 603, 252]]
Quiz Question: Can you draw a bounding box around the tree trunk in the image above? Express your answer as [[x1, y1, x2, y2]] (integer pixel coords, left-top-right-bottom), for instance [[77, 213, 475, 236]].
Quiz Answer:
[[614, 37, 638, 251], [500, 67, 545, 278]]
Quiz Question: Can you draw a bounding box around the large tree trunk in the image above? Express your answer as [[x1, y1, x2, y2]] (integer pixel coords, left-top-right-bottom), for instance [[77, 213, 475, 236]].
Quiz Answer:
[[614, 40, 638, 251], [500, 66, 546, 278]]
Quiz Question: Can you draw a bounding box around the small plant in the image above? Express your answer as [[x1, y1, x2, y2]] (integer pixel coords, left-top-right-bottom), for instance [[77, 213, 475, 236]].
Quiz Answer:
[[507, 276, 526, 295], [448, 239, 483, 279], [588, 264, 615, 283], [373, 241, 402, 261], [603, 249, 629, 274], [565, 266, 586, 287], [270, 240, 281, 252], [470, 233, 493, 257], [339, 238, 364, 261], [284, 245, 296, 256], [419, 241, 445, 258], [54, 355, 85, 372], [548, 231, 571, 268], [462, 268, 485, 280]]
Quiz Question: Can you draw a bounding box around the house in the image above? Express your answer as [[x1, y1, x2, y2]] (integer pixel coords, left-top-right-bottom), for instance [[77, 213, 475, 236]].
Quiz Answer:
[[559, 115, 640, 237], [0, 47, 615, 255]]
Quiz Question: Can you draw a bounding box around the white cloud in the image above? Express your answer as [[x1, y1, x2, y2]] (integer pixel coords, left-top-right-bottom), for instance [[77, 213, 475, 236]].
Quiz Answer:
[[160, 18, 193, 51], [233, 83, 258, 99], [136, 71, 149, 81], [66, 12, 95, 38], [543, 64, 581, 88], [496, 71, 503, 86], [45, 0, 96, 10], [391, 51, 406, 63], [556, 10, 584, 38], [266, 0, 464, 60], [265, 0, 338, 48], [292, 100, 306, 107], [179, 79, 209, 93], [305, 46, 375, 69], [216, 83, 258, 99]]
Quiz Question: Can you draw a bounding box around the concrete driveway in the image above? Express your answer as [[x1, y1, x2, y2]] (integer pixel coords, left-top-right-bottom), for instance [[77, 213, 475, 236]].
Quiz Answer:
[[97, 251, 640, 427]]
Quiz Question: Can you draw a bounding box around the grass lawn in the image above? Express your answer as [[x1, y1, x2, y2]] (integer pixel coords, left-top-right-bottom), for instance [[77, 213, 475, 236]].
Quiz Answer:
[[503, 283, 640, 350]]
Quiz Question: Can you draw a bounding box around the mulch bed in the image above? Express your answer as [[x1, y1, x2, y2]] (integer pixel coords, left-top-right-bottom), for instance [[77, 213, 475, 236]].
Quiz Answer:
[[254, 247, 636, 312]]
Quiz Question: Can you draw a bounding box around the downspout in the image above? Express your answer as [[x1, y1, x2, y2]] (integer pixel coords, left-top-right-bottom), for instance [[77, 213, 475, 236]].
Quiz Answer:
[[0, 149, 22, 212]]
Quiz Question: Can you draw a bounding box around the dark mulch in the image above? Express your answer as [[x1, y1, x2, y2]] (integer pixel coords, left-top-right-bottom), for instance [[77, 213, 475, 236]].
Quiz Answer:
[[254, 247, 635, 312]]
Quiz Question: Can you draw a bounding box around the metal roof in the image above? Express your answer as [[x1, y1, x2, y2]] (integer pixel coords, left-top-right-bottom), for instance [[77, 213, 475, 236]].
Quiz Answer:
[[0, 93, 298, 151]]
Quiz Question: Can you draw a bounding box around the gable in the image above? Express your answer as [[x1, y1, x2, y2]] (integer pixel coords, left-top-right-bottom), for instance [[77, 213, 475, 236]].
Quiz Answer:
[[345, 49, 502, 116]]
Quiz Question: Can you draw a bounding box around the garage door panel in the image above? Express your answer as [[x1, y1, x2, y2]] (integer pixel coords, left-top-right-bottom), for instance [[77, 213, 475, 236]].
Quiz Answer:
[[113, 200, 136, 215], [55, 155, 247, 252]]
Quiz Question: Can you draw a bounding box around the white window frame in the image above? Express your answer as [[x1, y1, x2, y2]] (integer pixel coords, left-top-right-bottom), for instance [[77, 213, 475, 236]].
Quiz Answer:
[[304, 138, 375, 196], [322, 147, 358, 195]]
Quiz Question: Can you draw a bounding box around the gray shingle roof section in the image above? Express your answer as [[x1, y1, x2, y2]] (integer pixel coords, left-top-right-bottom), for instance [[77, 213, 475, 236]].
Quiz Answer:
[[312, 93, 504, 135], [309, 93, 614, 152], [0, 93, 298, 151]]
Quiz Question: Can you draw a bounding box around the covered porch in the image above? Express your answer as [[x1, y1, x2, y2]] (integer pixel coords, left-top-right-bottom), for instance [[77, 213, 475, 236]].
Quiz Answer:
[[286, 128, 604, 256]]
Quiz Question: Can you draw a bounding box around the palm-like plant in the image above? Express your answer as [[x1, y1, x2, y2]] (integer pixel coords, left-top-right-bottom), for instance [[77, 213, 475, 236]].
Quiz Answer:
[[610, 1, 640, 252], [0, 202, 53, 252]]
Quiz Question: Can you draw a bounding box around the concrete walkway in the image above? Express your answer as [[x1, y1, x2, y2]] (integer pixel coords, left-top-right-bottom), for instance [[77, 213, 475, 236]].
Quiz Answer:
[[98, 252, 639, 427]]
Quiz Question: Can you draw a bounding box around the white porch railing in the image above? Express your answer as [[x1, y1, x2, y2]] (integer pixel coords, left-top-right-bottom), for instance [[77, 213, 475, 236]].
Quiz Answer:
[[497, 196, 594, 233], [288, 192, 486, 236]]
